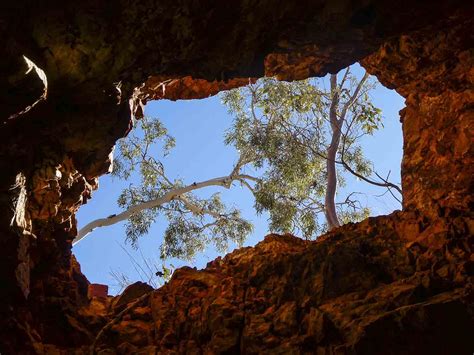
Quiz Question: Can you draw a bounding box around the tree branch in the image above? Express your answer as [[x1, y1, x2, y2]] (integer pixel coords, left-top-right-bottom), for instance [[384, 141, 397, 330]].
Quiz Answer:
[[338, 67, 351, 91], [74, 172, 257, 245], [339, 71, 369, 125], [338, 158, 402, 197], [325, 74, 342, 229], [174, 195, 223, 220]]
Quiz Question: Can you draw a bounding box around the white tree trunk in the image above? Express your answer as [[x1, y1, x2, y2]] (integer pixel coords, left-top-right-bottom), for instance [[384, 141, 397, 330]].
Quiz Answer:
[[325, 74, 341, 230]]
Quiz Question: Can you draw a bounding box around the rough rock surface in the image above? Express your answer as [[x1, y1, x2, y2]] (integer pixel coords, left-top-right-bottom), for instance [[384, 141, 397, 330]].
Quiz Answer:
[[0, 1, 472, 354], [92, 212, 473, 354], [361, 15, 474, 216]]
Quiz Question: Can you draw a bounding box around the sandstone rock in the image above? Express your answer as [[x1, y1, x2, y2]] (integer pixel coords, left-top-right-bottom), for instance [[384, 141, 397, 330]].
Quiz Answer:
[[91, 215, 473, 353], [0, 1, 472, 353], [88, 284, 109, 299], [112, 281, 154, 311]]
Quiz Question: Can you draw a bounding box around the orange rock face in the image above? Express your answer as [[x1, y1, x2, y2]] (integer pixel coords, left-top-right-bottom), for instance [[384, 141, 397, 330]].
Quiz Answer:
[[90, 212, 472, 353], [0, 1, 472, 354], [131, 76, 256, 118], [88, 284, 109, 299], [362, 14, 474, 217]]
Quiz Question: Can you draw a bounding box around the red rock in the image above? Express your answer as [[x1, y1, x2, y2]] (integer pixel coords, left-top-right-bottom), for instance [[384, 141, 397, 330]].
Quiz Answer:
[[88, 283, 109, 299], [0, 1, 472, 354]]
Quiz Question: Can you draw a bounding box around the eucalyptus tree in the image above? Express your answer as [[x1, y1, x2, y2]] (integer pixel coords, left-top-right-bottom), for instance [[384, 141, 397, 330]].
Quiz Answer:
[[74, 116, 255, 261], [222, 68, 401, 232], [74, 66, 401, 262]]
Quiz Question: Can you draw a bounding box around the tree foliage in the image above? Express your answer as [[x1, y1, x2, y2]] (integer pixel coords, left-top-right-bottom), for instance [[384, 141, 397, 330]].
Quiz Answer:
[[221, 69, 390, 236], [111, 116, 252, 260], [76, 65, 401, 266]]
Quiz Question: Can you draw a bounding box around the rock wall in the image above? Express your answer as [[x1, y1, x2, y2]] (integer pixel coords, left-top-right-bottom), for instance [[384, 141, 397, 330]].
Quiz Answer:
[[92, 213, 473, 354], [361, 14, 474, 217], [0, 1, 472, 353]]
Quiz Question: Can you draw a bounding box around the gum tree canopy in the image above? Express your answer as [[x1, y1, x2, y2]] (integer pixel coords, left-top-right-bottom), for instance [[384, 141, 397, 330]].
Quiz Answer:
[[74, 66, 401, 262]]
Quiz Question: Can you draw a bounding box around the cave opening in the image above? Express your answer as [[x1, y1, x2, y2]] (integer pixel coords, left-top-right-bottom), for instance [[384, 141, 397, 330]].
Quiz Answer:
[[1, 3, 472, 353], [73, 63, 405, 295]]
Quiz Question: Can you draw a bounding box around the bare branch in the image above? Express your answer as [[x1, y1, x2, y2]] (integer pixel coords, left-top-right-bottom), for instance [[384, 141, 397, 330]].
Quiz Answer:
[[235, 174, 260, 183], [338, 67, 351, 91], [338, 158, 402, 196], [238, 178, 256, 193], [175, 195, 223, 220], [74, 172, 258, 245], [339, 71, 369, 124]]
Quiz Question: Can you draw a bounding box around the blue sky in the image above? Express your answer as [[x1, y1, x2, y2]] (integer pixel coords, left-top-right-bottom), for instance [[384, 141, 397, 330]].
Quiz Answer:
[[73, 64, 405, 294]]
